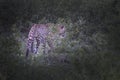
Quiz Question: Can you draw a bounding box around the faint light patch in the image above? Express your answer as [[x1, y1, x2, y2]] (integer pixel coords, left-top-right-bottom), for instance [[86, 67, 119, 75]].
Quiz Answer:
[[92, 32, 107, 45], [78, 16, 86, 25]]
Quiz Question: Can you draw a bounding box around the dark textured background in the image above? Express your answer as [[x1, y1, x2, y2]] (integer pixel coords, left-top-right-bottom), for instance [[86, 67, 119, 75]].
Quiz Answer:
[[0, 0, 120, 80]]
